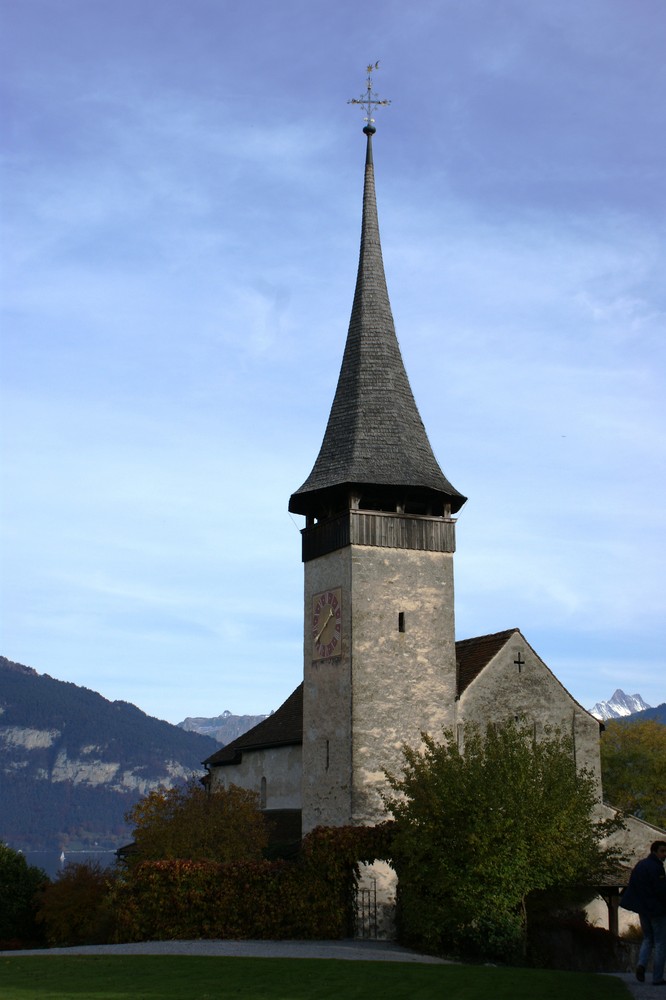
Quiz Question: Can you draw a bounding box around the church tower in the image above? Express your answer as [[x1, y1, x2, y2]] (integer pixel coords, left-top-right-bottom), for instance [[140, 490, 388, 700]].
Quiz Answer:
[[289, 83, 466, 834]]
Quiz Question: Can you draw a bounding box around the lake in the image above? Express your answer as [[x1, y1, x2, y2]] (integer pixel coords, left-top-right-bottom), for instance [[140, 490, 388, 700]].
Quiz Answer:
[[25, 849, 119, 880]]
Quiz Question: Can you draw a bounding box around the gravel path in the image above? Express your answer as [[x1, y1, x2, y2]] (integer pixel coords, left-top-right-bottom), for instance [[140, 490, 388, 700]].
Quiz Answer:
[[0, 938, 446, 963], [613, 973, 666, 998]]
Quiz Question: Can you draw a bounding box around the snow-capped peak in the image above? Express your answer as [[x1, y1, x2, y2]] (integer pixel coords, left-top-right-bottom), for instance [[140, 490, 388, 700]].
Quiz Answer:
[[589, 689, 651, 721]]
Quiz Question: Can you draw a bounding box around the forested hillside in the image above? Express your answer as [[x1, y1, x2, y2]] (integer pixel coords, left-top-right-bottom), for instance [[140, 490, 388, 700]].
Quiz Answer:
[[626, 703, 666, 724], [0, 656, 221, 851]]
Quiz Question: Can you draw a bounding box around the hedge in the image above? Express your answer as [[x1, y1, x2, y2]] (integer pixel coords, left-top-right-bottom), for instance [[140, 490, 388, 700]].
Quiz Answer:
[[112, 824, 394, 942]]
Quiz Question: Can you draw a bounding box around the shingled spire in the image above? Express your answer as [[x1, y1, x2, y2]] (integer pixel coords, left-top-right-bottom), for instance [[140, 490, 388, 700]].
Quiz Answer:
[[289, 124, 465, 521]]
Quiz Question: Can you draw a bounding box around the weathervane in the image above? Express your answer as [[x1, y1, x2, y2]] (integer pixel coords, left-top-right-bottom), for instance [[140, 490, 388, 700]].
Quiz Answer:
[[348, 61, 391, 132]]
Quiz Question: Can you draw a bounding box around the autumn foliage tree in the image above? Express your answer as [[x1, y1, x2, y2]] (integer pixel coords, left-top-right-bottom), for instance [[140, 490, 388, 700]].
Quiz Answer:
[[385, 720, 625, 962], [124, 779, 268, 864], [601, 719, 666, 828], [36, 861, 115, 946]]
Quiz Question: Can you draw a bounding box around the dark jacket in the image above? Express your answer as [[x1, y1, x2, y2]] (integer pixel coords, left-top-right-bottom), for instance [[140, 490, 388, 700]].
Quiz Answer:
[[621, 852, 666, 918]]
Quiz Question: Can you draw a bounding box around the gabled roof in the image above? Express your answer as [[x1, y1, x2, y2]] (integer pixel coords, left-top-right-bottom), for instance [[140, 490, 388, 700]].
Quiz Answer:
[[456, 628, 521, 696], [289, 130, 465, 517], [203, 683, 303, 767], [456, 628, 601, 725]]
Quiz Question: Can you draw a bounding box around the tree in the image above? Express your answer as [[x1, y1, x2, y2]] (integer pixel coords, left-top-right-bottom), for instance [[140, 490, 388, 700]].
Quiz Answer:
[[601, 719, 666, 828], [36, 861, 116, 946], [384, 720, 625, 962], [124, 778, 268, 864], [0, 843, 49, 945]]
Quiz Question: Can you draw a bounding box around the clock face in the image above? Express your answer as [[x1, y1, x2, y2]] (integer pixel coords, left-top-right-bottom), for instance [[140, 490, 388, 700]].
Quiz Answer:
[[312, 588, 342, 660]]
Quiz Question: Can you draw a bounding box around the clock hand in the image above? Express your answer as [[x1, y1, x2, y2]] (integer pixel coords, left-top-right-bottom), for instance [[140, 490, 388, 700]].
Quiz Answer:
[[314, 608, 333, 644], [314, 612, 332, 644]]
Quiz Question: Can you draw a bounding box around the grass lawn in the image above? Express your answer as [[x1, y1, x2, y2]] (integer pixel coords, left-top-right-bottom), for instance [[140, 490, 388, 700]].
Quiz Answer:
[[0, 956, 631, 1000]]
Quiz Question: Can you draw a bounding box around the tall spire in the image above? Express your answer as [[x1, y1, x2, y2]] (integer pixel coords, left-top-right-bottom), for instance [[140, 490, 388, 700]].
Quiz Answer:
[[289, 74, 465, 520]]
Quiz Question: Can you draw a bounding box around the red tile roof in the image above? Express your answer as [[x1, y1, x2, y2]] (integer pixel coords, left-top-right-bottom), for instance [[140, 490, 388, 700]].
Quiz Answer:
[[456, 628, 520, 696]]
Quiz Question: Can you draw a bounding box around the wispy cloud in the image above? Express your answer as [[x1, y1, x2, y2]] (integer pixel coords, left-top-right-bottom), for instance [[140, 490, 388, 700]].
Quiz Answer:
[[2, 0, 664, 721]]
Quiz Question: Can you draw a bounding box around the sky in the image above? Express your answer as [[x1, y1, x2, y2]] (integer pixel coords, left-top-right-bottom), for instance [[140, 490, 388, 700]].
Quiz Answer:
[[2, 0, 665, 725]]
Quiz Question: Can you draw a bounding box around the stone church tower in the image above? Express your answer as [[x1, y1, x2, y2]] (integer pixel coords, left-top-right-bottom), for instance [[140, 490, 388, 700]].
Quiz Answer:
[[289, 121, 466, 835], [204, 105, 663, 937]]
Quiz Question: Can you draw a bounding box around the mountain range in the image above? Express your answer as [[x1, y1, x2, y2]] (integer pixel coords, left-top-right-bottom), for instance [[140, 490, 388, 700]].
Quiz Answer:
[[177, 688, 664, 733], [178, 710, 268, 745], [2, 655, 662, 852], [589, 689, 652, 721], [0, 656, 222, 851]]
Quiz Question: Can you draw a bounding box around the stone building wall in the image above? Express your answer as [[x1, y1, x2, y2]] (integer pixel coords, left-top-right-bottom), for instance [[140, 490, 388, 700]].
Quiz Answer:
[[458, 632, 602, 786], [302, 542, 457, 833], [208, 744, 301, 810], [349, 545, 457, 826]]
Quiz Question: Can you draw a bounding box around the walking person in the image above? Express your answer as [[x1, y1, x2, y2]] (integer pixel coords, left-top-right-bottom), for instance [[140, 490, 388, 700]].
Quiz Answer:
[[621, 841, 666, 985]]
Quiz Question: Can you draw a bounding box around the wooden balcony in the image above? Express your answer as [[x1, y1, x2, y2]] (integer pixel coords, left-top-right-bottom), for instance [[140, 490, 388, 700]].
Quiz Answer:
[[301, 509, 456, 562]]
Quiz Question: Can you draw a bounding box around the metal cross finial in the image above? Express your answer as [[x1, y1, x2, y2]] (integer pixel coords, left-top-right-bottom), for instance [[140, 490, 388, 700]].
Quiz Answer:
[[348, 61, 391, 131]]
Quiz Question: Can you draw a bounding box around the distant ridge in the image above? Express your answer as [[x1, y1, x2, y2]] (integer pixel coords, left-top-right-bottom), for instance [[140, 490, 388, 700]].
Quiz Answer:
[[178, 710, 269, 745], [0, 656, 222, 851], [624, 703, 666, 725], [590, 689, 651, 721]]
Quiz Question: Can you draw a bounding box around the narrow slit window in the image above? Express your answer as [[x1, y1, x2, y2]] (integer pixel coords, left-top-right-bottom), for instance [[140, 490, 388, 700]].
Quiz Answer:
[[398, 612, 405, 633]]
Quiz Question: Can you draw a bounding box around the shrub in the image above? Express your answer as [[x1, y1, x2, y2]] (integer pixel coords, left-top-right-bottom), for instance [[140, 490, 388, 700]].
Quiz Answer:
[[526, 908, 629, 972], [112, 858, 325, 941], [111, 824, 393, 942], [385, 720, 625, 962], [0, 843, 48, 948], [36, 861, 117, 946]]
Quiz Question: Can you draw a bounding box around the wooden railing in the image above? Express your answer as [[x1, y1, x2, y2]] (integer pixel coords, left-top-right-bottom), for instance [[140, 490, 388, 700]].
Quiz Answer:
[[301, 510, 456, 562]]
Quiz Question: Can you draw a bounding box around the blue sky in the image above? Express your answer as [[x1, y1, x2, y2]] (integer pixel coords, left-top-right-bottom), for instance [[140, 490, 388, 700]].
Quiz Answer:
[[2, 0, 664, 724]]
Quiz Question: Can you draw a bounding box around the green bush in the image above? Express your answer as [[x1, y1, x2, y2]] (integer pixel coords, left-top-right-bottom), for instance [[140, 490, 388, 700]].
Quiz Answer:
[[385, 720, 625, 963], [0, 843, 49, 947]]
